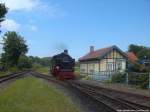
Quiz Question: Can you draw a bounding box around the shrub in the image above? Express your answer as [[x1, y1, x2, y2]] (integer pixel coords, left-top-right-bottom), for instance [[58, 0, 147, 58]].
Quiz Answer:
[[17, 55, 32, 70], [9, 66, 20, 73], [111, 72, 126, 83], [81, 75, 91, 80], [32, 63, 43, 71], [75, 73, 84, 80], [128, 73, 149, 89]]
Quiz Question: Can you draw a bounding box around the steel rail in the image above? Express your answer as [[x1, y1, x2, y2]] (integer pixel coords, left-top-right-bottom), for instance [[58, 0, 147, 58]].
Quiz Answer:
[[0, 71, 29, 83], [70, 81, 150, 111]]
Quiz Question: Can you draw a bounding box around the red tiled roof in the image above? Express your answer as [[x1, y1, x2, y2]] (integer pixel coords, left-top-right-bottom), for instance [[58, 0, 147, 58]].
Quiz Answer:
[[127, 52, 138, 63], [79, 46, 116, 61]]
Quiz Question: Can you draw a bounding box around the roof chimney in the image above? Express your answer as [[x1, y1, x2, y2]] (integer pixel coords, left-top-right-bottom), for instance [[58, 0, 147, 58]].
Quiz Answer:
[[90, 46, 94, 53], [64, 49, 68, 54]]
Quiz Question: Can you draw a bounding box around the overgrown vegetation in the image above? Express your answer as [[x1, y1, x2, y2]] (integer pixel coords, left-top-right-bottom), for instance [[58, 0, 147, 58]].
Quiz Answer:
[[111, 72, 149, 89], [0, 77, 78, 112], [128, 73, 149, 89], [111, 72, 126, 83], [32, 63, 49, 74]]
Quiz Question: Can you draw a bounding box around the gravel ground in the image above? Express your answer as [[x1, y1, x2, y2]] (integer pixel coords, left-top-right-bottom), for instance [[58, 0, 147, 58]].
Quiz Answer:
[[78, 79, 150, 107], [38, 77, 113, 112], [79, 80, 150, 97]]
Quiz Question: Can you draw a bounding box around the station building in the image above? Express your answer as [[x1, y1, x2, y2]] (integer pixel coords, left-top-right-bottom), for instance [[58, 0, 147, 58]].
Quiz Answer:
[[79, 45, 128, 76]]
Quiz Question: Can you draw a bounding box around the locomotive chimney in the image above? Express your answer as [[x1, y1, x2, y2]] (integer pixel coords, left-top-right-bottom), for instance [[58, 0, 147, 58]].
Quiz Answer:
[[64, 49, 68, 54], [90, 46, 94, 53]]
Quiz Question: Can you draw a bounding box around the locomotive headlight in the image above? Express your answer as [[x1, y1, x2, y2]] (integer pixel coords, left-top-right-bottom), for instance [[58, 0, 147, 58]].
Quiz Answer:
[[56, 66, 59, 70]]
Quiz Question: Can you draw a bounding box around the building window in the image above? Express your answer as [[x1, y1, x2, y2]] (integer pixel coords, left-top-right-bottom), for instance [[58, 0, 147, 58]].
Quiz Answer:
[[81, 69, 85, 73], [107, 62, 113, 71], [116, 61, 122, 70], [89, 69, 94, 74]]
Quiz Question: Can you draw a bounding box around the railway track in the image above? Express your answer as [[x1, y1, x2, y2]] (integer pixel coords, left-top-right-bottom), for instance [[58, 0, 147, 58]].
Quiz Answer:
[[30, 71, 67, 86], [69, 81, 150, 112], [31, 72, 150, 112], [0, 71, 29, 83]]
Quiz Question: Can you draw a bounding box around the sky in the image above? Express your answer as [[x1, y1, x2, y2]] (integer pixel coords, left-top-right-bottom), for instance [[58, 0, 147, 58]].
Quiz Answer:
[[0, 0, 150, 60]]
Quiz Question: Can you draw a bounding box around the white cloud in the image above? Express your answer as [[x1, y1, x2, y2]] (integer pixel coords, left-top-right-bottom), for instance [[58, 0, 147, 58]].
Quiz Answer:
[[1, 19, 20, 31], [0, 0, 41, 11], [0, 0, 64, 17], [27, 24, 38, 32]]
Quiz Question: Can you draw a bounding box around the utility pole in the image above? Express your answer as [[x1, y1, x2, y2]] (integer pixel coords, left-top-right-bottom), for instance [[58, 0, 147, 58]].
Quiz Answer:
[[149, 73, 150, 89], [0, 42, 3, 58]]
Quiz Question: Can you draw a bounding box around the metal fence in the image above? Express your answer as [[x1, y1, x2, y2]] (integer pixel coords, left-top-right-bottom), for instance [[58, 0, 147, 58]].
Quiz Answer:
[[87, 71, 150, 89], [88, 71, 115, 81]]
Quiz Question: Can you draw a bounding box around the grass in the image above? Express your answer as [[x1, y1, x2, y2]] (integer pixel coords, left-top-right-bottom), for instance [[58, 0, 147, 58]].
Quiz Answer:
[[0, 66, 23, 77], [34, 66, 49, 75], [0, 76, 78, 112], [32, 64, 49, 75], [0, 71, 11, 77]]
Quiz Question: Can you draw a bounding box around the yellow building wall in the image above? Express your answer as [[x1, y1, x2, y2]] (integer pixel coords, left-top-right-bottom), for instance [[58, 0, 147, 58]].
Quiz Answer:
[[114, 50, 123, 58], [100, 59, 106, 71], [105, 50, 123, 59], [80, 63, 87, 74], [88, 63, 94, 74], [94, 63, 99, 73]]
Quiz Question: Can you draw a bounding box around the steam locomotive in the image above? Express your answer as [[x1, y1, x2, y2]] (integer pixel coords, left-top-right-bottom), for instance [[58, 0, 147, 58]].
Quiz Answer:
[[50, 50, 75, 80]]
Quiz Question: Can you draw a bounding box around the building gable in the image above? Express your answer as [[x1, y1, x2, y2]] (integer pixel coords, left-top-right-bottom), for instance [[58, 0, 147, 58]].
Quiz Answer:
[[104, 49, 124, 59]]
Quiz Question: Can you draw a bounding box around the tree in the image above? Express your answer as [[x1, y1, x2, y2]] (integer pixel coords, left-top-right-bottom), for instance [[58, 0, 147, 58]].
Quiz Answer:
[[0, 3, 7, 24], [1, 31, 28, 68], [128, 44, 146, 55], [17, 55, 32, 70], [28, 56, 51, 67], [128, 44, 150, 59], [137, 49, 150, 60]]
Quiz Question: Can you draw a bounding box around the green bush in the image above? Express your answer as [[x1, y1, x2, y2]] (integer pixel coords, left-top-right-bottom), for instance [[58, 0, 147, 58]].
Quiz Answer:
[[111, 72, 126, 83], [17, 55, 32, 70], [9, 66, 20, 73], [31, 63, 42, 70], [111, 72, 149, 89], [80, 75, 91, 80], [128, 73, 149, 89], [75, 73, 84, 80]]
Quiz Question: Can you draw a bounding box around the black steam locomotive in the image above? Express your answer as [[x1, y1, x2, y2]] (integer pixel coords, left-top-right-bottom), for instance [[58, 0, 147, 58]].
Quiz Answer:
[[50, 50, 75, 80]]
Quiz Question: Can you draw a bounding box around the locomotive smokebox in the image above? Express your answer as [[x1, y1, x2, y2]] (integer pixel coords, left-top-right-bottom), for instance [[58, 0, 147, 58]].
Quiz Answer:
[[64, 49, 68, 54]]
